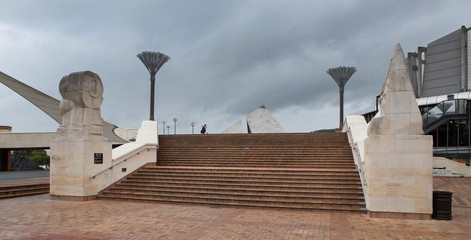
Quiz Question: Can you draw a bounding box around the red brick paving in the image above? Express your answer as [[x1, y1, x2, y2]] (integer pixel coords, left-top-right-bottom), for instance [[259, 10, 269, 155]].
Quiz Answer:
[[433, 176, 471, 208], [0, 176, 469, 239]]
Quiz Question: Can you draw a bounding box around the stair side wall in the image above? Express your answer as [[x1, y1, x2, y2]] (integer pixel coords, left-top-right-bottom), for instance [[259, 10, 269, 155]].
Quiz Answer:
[[344, 115, 434, 219]]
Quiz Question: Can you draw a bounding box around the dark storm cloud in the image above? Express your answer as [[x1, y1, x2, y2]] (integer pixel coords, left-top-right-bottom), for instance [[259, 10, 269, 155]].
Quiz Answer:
[[168, 0, 432, 115], [0, 0, 470, 133]]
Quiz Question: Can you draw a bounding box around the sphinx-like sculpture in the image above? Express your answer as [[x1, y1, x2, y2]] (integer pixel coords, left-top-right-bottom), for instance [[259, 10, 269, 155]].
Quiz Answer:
[[56, 71, 105, 141], [50, 71, 112, 201]]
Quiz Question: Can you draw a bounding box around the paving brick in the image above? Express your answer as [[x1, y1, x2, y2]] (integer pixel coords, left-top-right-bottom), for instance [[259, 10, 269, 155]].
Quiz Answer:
[[0, 176, 469, 239]]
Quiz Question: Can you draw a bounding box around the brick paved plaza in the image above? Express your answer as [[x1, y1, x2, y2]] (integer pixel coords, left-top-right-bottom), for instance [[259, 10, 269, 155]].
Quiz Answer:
[[0, 176, 470, 240]]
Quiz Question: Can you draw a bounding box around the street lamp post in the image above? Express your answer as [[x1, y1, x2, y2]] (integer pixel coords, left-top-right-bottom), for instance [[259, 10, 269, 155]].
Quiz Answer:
[[191, 122, 195, 134], [327, 66, 356, 130], [173, 118, 177, 135], [136, 51, 170, 121], [162, 121, 166, 135], [166, 125, 170, 135]]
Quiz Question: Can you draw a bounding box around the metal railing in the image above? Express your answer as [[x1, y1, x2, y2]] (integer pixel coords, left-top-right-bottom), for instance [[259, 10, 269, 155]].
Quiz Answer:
[[90, 146, 156, 179]]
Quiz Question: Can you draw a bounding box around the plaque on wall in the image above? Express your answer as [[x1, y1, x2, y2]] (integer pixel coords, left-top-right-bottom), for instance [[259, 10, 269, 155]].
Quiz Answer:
[[94, 153, 103, 164]]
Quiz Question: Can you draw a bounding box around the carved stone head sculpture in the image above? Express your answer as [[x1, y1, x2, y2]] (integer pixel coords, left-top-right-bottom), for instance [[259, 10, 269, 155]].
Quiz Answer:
[[57, 71, 105, 140]]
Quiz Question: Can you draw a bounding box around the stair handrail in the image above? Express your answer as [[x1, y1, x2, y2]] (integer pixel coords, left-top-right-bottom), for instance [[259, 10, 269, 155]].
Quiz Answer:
[[90, 144, 157, 179]]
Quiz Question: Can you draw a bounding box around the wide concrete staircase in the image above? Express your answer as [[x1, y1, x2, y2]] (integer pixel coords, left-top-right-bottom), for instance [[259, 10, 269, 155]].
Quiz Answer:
[[98, 133, 366, 213]]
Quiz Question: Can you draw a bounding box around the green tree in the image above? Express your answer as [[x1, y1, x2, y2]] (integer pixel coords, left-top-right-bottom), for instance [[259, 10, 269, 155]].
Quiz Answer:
[[26, 149, 50, 166]]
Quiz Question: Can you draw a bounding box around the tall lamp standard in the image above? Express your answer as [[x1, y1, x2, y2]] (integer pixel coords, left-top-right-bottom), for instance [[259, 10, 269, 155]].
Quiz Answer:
[[327, 66, 356, 130], [166, 125, 170, 135], [173, 118, 177, 135], [137, 51, 170, 121], [191, 122, 195, 134], [162, 121, 166, 135]]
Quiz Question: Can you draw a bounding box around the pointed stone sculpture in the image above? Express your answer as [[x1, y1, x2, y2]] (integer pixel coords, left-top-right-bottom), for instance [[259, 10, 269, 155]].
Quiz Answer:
[[367, 44, 423, 136], [363, 44, 433, 219]]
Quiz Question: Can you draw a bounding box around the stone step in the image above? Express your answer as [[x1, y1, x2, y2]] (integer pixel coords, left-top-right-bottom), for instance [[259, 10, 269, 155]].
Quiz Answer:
[[143, 166, 359, 174], [158, 155, 353, 158], [158, 150, 353, 153], [159, 145, 351, 149], [155, 163, 356, 169], [137, 171, 360, 179], [157, 149, 354, 153], [98, 193, 366, 213], [157, 155, 354, 159], [134, 171, 361, 180], [128, 173, 361, 182], [120, 180, 364, 193], [124, 176, 362, 187], [158, 150, 352, 153], [157, 159, 354, 163], [110, 184, 364, 197], [103, 189, 364, 204], [156, 159, 355, 163], [0, 184, 50, 199], [156, 157, 354, 161], [138, 168, 360, 178]]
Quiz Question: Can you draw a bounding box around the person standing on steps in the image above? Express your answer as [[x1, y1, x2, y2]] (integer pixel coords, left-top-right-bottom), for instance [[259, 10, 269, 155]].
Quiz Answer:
[[200, 124, 207, 134]]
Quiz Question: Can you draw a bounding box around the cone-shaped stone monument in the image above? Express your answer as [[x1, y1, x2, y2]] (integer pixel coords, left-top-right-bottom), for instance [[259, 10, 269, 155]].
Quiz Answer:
[[364, 44, 433, 219]]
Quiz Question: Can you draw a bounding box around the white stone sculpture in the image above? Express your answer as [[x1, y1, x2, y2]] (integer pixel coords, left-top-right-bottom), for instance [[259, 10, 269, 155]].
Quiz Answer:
[[364, 44, 433, 219], [367, 45, 423, 136], [56, 71, 105, 141], [50, 71, 111, 201]]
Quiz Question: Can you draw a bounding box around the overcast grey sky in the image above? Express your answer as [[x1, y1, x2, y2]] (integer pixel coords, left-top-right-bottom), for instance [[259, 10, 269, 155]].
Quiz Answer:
[[0, 0, 470, 134]]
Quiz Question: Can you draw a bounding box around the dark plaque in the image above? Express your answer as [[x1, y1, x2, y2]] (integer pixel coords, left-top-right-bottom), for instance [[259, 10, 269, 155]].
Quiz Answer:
[[94, 153, 103, 164]]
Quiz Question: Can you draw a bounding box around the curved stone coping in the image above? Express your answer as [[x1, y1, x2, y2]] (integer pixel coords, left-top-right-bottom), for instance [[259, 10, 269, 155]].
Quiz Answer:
[[342, 115, 368, 166], [112, 142, 157, 162]]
